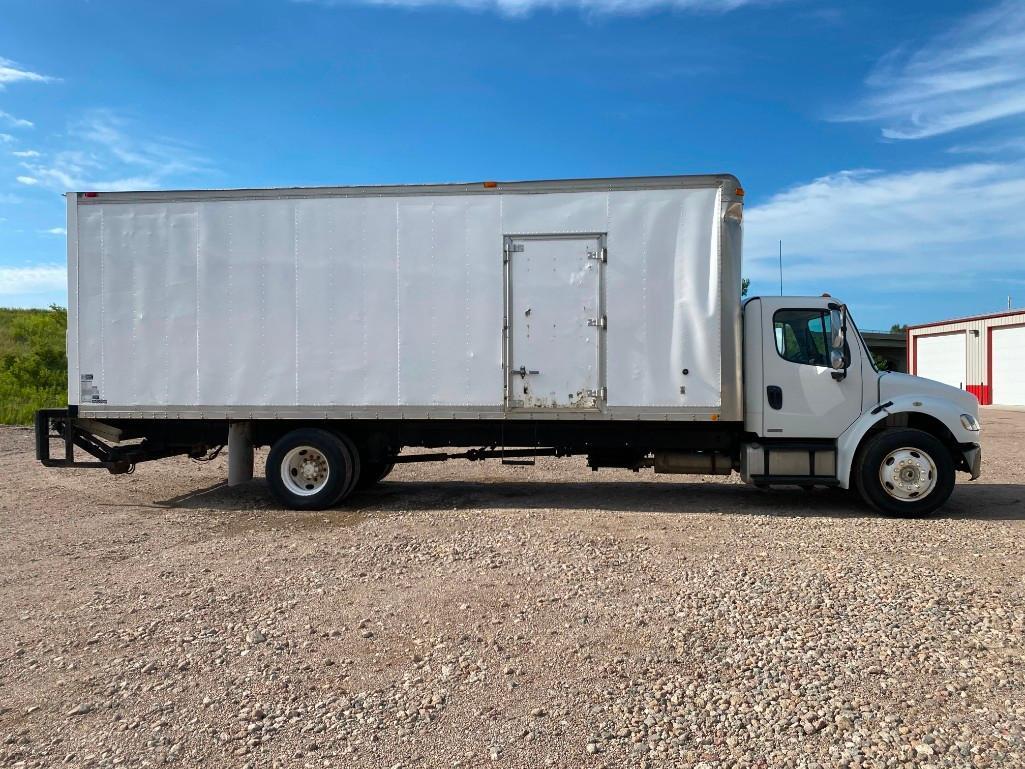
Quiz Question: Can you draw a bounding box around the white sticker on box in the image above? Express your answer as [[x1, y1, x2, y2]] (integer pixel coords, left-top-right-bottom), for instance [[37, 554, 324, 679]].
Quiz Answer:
[[80, 374, 105, 403]]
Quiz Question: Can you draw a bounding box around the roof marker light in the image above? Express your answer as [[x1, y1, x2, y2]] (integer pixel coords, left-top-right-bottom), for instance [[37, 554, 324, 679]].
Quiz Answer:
[[483, 181, 498, 188], [83, 192, 98, 198]]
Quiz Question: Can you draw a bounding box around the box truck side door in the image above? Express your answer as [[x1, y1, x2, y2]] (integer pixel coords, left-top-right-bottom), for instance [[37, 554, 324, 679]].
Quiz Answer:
[[505, 235, 604, 410], [758, 298, 863, 438]]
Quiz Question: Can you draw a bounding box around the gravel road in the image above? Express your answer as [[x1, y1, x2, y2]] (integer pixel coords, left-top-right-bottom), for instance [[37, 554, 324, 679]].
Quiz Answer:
[[2, 409, 1024, 768]]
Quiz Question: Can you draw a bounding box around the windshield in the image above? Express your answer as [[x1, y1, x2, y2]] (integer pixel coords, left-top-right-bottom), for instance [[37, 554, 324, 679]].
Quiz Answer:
[[844, 307, 879, 373]]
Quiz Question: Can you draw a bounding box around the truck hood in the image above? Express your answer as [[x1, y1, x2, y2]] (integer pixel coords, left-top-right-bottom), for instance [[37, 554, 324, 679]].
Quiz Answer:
[[878, 372, 979, 416]]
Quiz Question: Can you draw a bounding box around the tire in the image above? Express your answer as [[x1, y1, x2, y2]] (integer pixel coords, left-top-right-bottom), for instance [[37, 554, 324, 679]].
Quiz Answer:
[[854, 428, 955, 517], [355, 461, 394, 490], [334, 432, 362, 500], [266, 428, 356, 510]]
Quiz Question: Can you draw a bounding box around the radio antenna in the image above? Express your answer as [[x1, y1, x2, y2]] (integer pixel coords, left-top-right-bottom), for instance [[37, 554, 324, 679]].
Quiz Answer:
[[779, 240, 784, 296]]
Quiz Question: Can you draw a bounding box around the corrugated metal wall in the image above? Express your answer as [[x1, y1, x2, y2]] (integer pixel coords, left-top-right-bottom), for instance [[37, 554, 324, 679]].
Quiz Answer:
[[907, 310, 1025, 405]]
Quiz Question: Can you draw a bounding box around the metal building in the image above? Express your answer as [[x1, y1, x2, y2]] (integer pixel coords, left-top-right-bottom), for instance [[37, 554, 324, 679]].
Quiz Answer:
[[907, 310, 1025, 406], [862, 331, 907, 373]]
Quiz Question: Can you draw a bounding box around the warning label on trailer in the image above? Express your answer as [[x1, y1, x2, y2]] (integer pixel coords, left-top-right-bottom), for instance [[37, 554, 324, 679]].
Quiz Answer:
[[80, 374, 106, 404]]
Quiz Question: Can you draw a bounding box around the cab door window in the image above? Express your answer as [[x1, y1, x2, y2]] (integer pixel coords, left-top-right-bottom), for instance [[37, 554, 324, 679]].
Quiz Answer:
[[773, 309, 831, 367]]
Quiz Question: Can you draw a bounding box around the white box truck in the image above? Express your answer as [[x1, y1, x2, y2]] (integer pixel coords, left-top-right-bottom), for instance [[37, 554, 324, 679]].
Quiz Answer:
[[36, 175, 982, 516]]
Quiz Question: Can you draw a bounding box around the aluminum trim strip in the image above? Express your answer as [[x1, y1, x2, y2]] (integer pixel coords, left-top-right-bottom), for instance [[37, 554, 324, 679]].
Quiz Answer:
[[75, 174, 742, 205], [76, 405, 724, 421]]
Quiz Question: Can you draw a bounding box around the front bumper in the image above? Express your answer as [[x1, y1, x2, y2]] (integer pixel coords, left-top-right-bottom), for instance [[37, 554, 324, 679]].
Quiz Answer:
[[960, 444, 982, 480]]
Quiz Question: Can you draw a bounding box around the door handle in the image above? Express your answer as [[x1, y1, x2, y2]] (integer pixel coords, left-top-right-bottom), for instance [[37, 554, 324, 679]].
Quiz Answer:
[[766, 385, 783, 410], [517, 366, 540, 378]]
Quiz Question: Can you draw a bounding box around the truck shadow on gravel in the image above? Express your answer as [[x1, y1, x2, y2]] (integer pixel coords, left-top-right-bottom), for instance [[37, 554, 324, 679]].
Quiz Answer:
[[155, 479, 1025, 521], [355, 480, 1025, 520]]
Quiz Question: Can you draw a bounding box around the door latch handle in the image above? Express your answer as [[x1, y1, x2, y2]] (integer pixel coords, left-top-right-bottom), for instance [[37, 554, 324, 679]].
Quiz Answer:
[[517, 366, 540, 378], [766, 385, 783, 410]]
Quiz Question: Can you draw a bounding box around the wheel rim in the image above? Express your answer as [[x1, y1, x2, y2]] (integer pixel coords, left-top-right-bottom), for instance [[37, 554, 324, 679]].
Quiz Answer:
[[878, 446, 938, 502], [281, 446, 331, 496]]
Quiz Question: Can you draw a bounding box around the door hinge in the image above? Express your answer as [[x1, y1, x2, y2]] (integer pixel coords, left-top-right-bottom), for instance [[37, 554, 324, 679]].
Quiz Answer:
[[587, 315, 607, 330], [588, 246, 607, 263], [506, 242, 524, 253], [586, 386, 608, 400]]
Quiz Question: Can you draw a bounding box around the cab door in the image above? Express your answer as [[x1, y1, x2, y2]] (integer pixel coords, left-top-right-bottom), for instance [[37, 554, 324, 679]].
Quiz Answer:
[[759, 298, 863, 438]]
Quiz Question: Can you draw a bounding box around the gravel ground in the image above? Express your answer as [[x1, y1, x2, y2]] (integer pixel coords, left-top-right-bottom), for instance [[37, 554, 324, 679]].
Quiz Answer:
[[1, 409, 1024, 769]]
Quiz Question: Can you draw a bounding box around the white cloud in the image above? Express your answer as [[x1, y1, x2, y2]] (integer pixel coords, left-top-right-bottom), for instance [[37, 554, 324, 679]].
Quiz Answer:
[[841, 1, 1025, 140], [76, 111, 206, 177], [745, 162, 1025, 287], [295, 0, 772, 16], [0, 57, 55, 89], [16, 110, 210, 192], [16, 175, 38, 185], [946, 137, 1025, 156], [0, 109, 33, 128], [40, 227, 67, 236], [11, 149, 40, 158], [0, 133, 13, 143], [0, 264, 65, 295]]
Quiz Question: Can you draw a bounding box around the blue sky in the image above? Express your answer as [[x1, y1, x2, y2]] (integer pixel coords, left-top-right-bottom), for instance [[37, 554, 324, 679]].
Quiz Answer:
[[1, 0, 1024, 329]]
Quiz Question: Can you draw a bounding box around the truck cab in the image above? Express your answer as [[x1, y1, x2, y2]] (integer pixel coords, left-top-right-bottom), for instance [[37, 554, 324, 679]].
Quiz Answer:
[[741, 295, 982, 515]]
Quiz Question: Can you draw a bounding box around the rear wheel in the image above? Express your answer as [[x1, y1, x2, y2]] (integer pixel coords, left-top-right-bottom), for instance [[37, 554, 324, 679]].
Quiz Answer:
[[854, 428, 955, 517], [334, 432, 362, 499], [356, 460, 394, 490], [266, 429, 357, 510]]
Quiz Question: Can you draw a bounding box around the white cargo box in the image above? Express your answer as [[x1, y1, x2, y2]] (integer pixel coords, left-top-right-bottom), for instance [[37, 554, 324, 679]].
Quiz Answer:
[[66, 175, 744, 421]]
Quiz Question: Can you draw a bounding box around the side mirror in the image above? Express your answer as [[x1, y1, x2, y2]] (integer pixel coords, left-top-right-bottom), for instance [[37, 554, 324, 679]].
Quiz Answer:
[[829, 307, 845, 350], [828, 303, 848, 381]]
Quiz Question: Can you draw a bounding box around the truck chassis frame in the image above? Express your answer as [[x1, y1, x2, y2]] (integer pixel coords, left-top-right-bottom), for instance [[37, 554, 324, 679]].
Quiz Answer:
[[36, 407, 747, 476]]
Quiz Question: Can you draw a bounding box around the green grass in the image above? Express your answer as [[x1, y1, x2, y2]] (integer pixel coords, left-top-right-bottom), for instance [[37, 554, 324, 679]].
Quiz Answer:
[[0, 306, 68, 425]]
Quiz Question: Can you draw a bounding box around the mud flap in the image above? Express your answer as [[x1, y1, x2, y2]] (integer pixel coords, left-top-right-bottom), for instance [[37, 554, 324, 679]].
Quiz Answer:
[[961, 445, 982, 480]]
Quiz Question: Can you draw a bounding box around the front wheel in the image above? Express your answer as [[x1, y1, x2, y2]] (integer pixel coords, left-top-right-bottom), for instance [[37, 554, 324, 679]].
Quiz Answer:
[[854, 428, 955, 517], [266, 429, 358, 510]]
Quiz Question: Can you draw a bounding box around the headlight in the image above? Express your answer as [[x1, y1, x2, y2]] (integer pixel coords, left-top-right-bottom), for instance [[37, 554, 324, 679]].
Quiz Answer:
[[960, 414, 980, 432]]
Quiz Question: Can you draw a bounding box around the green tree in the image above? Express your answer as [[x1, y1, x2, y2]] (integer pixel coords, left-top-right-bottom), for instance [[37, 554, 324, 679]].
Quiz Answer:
[[741, 278, 750, 298], [889, 323, 908, 333], [0, 305, 68, 424], [871, 353, 892, 371]]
